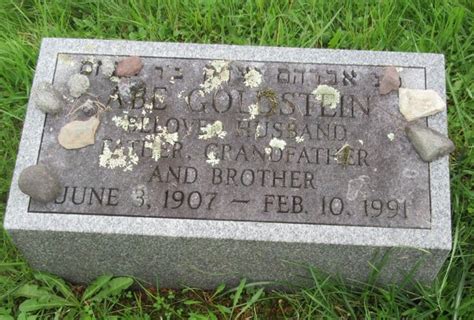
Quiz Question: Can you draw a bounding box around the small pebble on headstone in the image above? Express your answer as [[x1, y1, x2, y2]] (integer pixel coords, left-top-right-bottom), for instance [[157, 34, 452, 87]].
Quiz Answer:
[[100, 58, 116, 77], [399, 88, 445, 121], [115, 56, 143, 77], [67, 74, 90, 98], [405, 123, 455, 162], [81, 62, 93, 74], [18, 164, 61, 203], [80, 99, 98, 116], [33, 82, 64, 114], [58, 117, 100, 150], [379, 66, 400, 95]]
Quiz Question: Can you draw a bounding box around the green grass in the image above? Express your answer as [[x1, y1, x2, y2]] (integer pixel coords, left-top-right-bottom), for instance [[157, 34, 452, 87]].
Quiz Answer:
[[0, 0, 473, 318]]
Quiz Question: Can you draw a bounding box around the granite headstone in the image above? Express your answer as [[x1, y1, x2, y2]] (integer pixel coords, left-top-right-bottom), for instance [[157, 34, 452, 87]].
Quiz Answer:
[[4, 38, 451, 287]]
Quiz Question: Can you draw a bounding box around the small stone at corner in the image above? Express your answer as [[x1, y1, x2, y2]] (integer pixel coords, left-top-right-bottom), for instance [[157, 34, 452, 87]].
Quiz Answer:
[[18, 164, 61, 203], [33, 82, 64, 114], [405, 124, 455, 162]]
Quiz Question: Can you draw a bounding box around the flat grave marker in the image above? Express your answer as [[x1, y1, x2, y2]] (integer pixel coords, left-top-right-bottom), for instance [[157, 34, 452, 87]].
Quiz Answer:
[[5, 38, 452, 287]]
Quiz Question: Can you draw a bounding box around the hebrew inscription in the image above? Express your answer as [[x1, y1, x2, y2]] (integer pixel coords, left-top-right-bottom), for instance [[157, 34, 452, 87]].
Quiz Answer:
[[30, 54, 431, 228]]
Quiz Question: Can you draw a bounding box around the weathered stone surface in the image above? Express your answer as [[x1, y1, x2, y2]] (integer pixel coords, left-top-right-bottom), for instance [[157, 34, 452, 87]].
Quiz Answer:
[[379, 66, 400, 94], [33, 82, 64, 114], [406, 124, 454, 162], [58, 117, 100, 150], [67, 73, 90, 98], [80, 99, 98, 116], [5, 39, 451, 288], [118, 77, 145, 98], [115, 56, 143, 77], [18, 164, 61, 202], [31, 55, 436, 229], [399, 88, 445, 121], [100, 58, 115, 77]]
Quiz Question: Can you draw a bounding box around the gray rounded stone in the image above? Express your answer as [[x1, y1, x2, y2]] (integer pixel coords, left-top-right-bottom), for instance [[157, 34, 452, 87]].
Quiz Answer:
[[18, 164, 61, 203], [405, 124, 455, 162], [67, 73, 90, 98], [33, 82, 64, 114], [100, 58, 116, 77]]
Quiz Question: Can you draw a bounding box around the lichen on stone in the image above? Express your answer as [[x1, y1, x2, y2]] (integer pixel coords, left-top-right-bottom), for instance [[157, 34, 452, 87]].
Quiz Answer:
[[159, 127, 179, 145], [144, 126, 179, 161], [295, 136, 304, 143], [109, 93, 119, 101], [154, 92, 165, 103], [269, 137, 286, 150], [312, 85, 340, 109], [387, 132, 395, 141], [244, 68, 263, 88], [142, 102, 153, 115], [335, 143, 352, 166], [99, 141, 139, 172], [245, 103, 260, 121], [112, 114, 131, 131], [206, 151, 220, 167], [255, 123, 265, 139], [124, 147, 139, 172], [200, 60, 230, 93], [257, 89, 278, 115], [58, 54, 77, 68], [141, 103, 153, 115], [199, 120, 227, 140], [112, 114, 150, 132], [145, 135, 162, 161]]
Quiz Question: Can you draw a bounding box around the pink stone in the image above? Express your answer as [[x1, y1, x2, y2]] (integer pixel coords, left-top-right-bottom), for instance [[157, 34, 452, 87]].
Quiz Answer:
[[115, 56, 143, 77], [379, 66, 400, 95]]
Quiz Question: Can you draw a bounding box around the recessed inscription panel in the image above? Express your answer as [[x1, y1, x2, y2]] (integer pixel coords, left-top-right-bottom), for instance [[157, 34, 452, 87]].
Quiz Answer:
[[30, 53, 431, 228]]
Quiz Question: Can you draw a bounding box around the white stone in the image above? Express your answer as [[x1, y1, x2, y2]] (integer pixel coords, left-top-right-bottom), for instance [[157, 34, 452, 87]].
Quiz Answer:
[[399, 88, 445, 121]]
